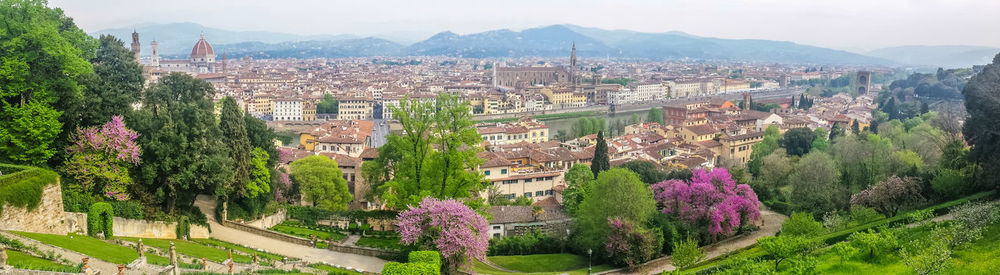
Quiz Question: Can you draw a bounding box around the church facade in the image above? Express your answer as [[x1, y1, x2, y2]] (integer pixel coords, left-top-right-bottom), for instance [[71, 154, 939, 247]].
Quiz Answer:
[[131, 31, 221, 82]]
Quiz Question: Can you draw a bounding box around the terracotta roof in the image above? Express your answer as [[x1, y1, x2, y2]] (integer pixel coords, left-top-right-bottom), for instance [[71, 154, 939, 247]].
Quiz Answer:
[[685, 125, 718, 136]]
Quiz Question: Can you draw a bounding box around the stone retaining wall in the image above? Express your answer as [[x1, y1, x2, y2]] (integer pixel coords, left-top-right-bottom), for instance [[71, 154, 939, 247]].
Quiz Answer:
[[65, 212, 209, 239], [326, 244, 398, 258], [0, 183, 67, 235], [243, 209, 287, 229]]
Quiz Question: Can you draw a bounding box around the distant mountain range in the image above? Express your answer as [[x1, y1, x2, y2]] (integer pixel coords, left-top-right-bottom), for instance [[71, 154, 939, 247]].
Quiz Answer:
[[866, 45, 999, 68], [91, 22, 995, 66]]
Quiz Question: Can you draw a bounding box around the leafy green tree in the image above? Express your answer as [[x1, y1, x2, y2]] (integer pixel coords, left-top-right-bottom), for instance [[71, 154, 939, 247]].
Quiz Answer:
[[900, 237, 952, 275], [781, 212, 823, 236], [574, 168, 656, 255], [0, 0, 96, 165], [561, 164, 593, 215], [646, 108, 663, 125], [78, 35, 143, 128], [375, 94, 484, 209], [671, 236, 706, 271], [831, 242, 858, 265], [130, 73, 232, 212], [851, 120, 861, 135], [219, 97, 252, 199], [790, 152, 843, 213], [780, 128, 816, 156], [748, 125, 781, 177], [848, 227, 899, 261], [244, 112, 279, 167], [812, 128, 830, 152], [591, 131, 610, 178], [754, 149, 793, 201], [316, 93, 339, 114], [757, 235, 816, 269], [962, 54, 1000, 190], [289, 155, 353, 211], [247, 148, 272, 198]]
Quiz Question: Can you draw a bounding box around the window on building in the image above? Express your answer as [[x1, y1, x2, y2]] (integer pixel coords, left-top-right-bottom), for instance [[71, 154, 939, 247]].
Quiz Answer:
[[503, 180, 518, 184], [484, 170, 490, 176], [524, 192, 532, 197], [524, 178, 532, 183], [501, 169, 507, 174], [535, 191, 544, 196], [492, 225, 501, 230], [545, 190, 554, 195]]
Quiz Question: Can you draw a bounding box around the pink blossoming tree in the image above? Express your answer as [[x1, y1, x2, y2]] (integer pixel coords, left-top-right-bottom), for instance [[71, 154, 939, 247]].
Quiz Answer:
[[397, 197, 488, 272], [652, 168, 760, 237], [64, 116, 141, 200]]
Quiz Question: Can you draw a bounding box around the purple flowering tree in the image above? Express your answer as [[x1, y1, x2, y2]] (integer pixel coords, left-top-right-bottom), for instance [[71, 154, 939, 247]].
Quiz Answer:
[[606, 217, 660, 270], [64, 116, 141, 200], [652, 168, 760, 237], [397, 197, 488, 272]]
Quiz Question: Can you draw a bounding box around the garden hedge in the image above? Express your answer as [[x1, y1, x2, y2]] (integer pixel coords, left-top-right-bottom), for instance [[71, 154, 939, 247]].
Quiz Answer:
[[0, 164, 58, 216], [87, 202, 114, 238], [380, 250, 441, 275]]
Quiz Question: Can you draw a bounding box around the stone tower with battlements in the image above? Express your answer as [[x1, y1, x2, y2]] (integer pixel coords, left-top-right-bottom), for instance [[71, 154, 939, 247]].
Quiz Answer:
[[130, 30, 140, 61]]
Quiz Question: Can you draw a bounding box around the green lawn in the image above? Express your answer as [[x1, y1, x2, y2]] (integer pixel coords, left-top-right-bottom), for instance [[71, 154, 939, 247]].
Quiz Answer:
[[472, 259, 613, 275], [355, 236, 403, 251], [804, 222, 1000, 274], [6, 250, 81, 273], [192, 238, 294, 261], [13, 232, 139, 264], [118, 237, 254, 264], [270, 222, 345, 241], [489, 253, 589, 273], [308, 263, 366, 275]]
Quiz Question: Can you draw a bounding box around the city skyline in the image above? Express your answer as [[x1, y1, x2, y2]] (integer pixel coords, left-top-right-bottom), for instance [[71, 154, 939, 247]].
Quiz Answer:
[[52, 0, 1000, 52]]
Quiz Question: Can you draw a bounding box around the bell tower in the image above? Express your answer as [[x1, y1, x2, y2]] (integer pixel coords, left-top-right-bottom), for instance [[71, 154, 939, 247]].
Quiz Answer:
[[130, 30, 140, 62]]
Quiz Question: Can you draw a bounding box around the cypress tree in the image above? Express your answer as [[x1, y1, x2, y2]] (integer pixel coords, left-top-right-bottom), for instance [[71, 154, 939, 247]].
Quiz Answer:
[[591, 131, 610, 178], [220, 97, 252, 199]]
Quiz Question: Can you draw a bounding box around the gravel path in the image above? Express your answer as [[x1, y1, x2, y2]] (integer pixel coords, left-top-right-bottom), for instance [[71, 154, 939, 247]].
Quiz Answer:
[[193, 195, 388, 273]]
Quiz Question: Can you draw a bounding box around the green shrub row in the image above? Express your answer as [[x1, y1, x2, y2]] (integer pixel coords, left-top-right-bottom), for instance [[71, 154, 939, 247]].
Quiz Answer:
[[381, 251, 441, 275], [0, 164, 58, 216]]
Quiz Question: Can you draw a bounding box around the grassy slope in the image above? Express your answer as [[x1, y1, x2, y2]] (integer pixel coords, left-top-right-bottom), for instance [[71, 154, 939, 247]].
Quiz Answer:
[[472, 259, 613, 275], [118, 237, 253, 264], [489, 253, 588, 273], [193, 238, 293, 261], [270, 222, 345, 241], [14, 232, 139, 264], [805, 222, 1000, 274], [6, 250, 81, 273]]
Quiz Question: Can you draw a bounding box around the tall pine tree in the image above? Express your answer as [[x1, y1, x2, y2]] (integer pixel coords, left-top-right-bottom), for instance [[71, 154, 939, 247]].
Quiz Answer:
[[591, 131, 610, 178]]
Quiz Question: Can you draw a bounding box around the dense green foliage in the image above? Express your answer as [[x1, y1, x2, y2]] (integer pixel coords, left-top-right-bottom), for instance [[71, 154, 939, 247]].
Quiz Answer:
[[289, 156, 353, 211], [573, 168, 656, 259], [316, 93, 339, 114], [381, 251, 442, 275], [0, 164, 58, 216], [218, 97, 252, 200], [87, 202, 114, 238], [369, 94, 484, 209], [130, 73, 232, 213], [488, 230, 569, 256], [0, 0, 96, 165], [964, 54, 1000, 191]]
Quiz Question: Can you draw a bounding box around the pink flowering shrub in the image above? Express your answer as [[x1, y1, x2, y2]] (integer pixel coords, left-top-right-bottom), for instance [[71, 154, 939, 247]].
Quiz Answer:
[[652, 168, 760, 236], [606, 217, 660, 270], [397, 197, 488, 270], [64, 116, 141, 200]]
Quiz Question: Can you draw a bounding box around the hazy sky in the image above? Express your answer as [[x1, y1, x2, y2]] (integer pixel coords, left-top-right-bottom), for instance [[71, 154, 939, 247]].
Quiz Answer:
[[52, 0, 1000, 52]]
